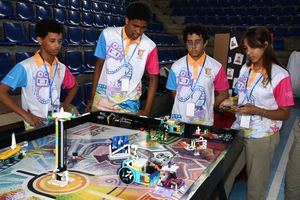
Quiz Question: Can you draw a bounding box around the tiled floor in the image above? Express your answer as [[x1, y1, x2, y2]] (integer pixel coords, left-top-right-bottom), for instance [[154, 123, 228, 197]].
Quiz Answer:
[[229, 98, 300, 200]]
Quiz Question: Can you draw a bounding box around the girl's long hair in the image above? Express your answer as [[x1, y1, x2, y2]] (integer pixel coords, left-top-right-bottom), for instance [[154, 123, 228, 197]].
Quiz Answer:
[[241, 26, 284, 83]]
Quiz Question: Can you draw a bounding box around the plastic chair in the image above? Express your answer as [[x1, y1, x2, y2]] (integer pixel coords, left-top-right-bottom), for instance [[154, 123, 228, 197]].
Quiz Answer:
[[82, 0, 92, 12], [93, 14, 105, 28], [66, 27, 82, 46], [0, 0, 14, 19], [65, 50, 84, 74], [36, 5, 53, 20], [84, 50, 96, 71], [2, 22, 27, 45], [28, 23, 39, 45], [83, 28, 97, 46], [91, 2, 102, 13], [68, 10, 81, 26], [53, 8, 67, 24], [102, 4, 111, 15], [69, 0, 80, 10], [56, 0, 69, 8], [16, 52, 34, 63], [82, 12, 93, 27], [0, 52, 13, 80], [16, 2, 35, 21]]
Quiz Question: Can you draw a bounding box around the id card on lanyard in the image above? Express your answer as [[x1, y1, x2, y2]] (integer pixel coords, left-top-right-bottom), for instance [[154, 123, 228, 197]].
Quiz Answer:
[[240, 69, 263, 128], [41, 55, 59, 113], [185, 55, 206, 117], [121, 31, 139, 91]]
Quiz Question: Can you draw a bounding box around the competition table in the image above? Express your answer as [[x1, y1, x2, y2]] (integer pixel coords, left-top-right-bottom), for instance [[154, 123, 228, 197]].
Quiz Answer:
[[0, 111, 243, 200]]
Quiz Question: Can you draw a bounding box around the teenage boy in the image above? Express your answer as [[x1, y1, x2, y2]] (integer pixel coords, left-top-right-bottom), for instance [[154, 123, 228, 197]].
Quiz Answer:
[[0, 19, 78, 129], [166, 24, 229, 125], [88, 2, 159, 117]]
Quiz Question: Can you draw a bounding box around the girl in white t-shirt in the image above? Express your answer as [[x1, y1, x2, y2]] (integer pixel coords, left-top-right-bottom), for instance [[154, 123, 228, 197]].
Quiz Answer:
[[220, 26, 294, 200]]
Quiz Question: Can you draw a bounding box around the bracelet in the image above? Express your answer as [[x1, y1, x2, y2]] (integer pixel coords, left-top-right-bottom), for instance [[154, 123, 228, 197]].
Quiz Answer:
[[262, 109, 267, 118]]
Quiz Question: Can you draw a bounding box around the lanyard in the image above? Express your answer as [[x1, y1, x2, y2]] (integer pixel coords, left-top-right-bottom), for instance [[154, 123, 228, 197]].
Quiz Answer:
[[121, 31, 139, 65], [243, 69, 263, 103], [185, 55, 206, 92], [40, 55, 59, 109]]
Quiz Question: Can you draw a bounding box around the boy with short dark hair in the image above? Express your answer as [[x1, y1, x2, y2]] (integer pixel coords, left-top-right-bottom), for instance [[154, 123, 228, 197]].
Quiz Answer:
[[0, 19, 78, 129], [88, 2, 159, 117], [166, 24, 229, 125]]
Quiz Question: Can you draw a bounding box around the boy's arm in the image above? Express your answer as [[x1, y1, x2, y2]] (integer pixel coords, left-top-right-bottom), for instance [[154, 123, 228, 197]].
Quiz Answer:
[[87, 58, 105, 111], [214, 90, 229, 108], [0, 83, 43, 126], [139, 74, 158, 116]]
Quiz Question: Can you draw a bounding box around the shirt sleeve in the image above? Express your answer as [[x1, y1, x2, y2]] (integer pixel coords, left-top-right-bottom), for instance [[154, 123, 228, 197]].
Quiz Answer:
[[214, 66, 230, 91], [62, 67, 76, 89], [1, 63, 27, 90], [166, 68, 177, 91], [145, 47, 160, 75], [94, 31, 106, 60], [273, 76, 294, 107]]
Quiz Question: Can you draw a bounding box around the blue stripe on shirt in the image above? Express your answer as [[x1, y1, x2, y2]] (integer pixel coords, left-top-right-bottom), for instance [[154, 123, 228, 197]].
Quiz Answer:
[[94, 31, 106, 60], [1, 63, 27, 90]]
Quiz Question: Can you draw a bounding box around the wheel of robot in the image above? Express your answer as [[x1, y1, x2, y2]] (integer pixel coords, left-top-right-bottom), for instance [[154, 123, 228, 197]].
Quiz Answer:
[[118, 167, 134, 184]]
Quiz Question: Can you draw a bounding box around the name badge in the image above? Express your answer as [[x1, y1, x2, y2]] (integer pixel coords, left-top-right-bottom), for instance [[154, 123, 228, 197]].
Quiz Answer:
[[121, 78, 130, 91], [240, 115, 251, 128], [186, 102, 195, 117]]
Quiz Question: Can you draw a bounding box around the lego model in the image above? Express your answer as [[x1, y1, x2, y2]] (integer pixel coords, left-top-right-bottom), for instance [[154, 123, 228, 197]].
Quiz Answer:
[[48, 108, 76, 187], [160, 116, 185, 135], [108, 135, 131, 160], [180, 137, 207, 156], [118, 157, 160, 186], [158, 162, 184, 190], [0, 133, 27, 162]]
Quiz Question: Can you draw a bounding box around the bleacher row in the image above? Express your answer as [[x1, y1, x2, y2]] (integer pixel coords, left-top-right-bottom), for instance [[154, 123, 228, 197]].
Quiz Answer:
[[0, 0, 164, 32], [170, 0, 300, 7]]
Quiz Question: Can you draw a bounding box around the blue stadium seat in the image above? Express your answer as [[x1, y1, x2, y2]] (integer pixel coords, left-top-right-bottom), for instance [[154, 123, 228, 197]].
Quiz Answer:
[[115, 17, 124, 27], [119, 7, 125, 17], [66, 27, 82, 46], [39, 0, 54, 6], [283, 7, 295, 15], [16, 2, 35, 21], [82, 12, 93, 27], [83, 28, 97, 46], [56, 0, 69, 8], [93, 14, 105, 28], [288, 27, 300, 36], [0, 0, 14, 19], [278, 16, 292, 25], [82, 0, 92, 12], [2, 22, 27, 45], [265, 16, 277, 25], [105, 16, 115, 27], [15, 52, 34, 63], [0, 52, 13, 80], [292, 16, 300, 25], [91, 2, 102, 14], [273, 39, 284, 50], [68, 10, 81, 26], [84, 50, 96, 71], [28, 23, 39, 45], [65, 50, 84, 74], [53, 8, 67, 24], [270, 7, 282, 15], [102, 4, 111, 15], [69, 0, 80, 11], [111, 6, 118, 17], [36, 5, 53, 20]]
